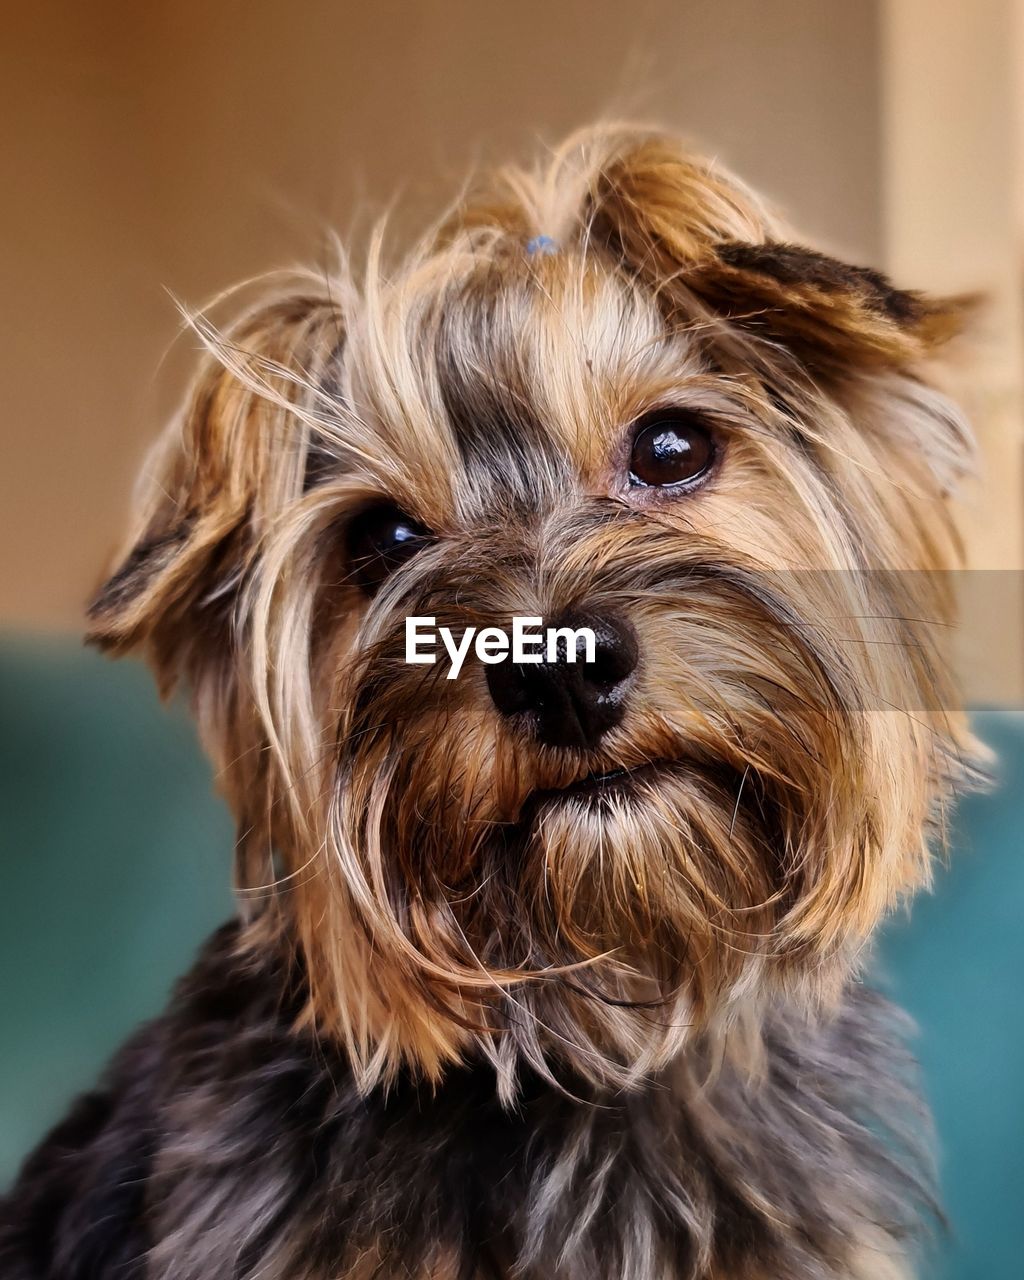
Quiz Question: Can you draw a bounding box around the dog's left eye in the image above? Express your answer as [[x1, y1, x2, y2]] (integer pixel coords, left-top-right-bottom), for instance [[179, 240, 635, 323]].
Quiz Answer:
[[347, 503, 431, 596], [628, 412, 715, 488]]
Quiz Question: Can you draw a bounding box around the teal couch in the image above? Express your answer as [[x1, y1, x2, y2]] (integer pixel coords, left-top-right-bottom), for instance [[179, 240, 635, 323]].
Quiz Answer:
[[1, 637, 1021, 1278]]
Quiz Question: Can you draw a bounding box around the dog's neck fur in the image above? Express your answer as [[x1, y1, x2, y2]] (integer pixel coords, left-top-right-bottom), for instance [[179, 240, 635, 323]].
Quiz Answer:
[[2, 921, 933, 1280]]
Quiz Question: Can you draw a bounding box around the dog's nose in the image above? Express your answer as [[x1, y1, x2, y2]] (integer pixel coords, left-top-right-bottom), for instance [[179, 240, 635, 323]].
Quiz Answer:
[[485, 609, 639, 749]]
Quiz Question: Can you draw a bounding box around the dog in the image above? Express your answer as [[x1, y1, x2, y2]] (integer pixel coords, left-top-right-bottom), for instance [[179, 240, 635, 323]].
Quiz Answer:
[[0, 124, 983, 1279]]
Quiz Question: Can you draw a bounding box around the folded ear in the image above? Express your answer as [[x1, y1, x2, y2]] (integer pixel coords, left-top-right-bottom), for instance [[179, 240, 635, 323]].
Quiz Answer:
[[87, 283, 344, 689], [586, 134, 973, 378], [686, 240, 972, 376]]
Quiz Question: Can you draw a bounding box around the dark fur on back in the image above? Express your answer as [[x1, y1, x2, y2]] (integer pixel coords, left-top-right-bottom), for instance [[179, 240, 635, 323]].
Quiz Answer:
[[1, 924, 936, 1280]]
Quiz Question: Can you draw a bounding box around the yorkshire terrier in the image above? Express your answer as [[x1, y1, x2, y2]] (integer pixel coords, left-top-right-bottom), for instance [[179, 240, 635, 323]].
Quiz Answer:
[[0, 125, 982, 1279]]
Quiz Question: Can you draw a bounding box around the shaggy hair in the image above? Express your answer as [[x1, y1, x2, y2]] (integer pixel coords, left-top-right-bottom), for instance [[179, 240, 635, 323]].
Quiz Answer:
[[1, 124, 982, 1279]]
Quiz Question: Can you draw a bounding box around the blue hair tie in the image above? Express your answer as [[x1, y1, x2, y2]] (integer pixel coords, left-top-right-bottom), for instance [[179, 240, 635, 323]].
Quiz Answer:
[[525, 235, 558, 256]]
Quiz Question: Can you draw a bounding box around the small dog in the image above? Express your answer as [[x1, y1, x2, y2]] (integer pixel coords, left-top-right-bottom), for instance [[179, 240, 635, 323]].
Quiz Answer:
[[1, 125, 983, 1279]]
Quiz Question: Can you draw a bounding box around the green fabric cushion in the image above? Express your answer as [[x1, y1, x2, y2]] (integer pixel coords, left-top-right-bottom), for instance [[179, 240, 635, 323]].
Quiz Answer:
[[0, 639, 233, 1171], [1, 638, 1021, 1276], [878, 710, 1024, 1279]]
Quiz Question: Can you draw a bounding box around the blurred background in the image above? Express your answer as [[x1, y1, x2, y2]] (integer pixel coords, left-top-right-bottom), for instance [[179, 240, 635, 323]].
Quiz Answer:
[[1, 3, 1022, 1277]]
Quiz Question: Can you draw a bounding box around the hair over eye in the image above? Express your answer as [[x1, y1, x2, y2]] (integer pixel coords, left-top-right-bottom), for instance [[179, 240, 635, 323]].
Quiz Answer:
[[628, 411, 716, 489]]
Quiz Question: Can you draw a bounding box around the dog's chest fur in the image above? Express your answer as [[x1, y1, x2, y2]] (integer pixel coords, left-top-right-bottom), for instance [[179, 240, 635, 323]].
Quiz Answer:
[[0, 924, 930, 1280]]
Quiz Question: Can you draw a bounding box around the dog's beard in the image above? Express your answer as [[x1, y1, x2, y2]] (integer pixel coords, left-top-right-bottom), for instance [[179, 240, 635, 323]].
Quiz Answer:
[[333, 745, 776, 1092]]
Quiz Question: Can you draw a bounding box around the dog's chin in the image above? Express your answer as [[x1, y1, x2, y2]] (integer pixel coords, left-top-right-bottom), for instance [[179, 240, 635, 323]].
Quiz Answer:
[[522, 759, 682, 829], [513, 752, 777, 949], [519, 758, 711, 887]]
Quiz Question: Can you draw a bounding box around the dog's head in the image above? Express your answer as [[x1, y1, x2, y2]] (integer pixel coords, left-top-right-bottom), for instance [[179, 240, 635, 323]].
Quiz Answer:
[[89, 127, 979, 1091]]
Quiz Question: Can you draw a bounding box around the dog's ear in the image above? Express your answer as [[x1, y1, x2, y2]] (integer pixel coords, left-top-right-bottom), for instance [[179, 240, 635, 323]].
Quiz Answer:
[[586, 135, 973, 377], [684, 240, 972, 377], [87, 286, 344, 689]]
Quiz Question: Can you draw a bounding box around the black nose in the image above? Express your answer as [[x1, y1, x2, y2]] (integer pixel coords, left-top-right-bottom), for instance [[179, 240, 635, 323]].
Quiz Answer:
[[485, 609, 639, 750]]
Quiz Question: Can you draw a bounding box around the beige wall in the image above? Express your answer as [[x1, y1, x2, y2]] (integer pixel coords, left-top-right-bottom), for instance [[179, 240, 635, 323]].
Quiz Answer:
[[1, 0, 883, 628], [3, 0, 1021, 700], [881, 0, 1024, 701]]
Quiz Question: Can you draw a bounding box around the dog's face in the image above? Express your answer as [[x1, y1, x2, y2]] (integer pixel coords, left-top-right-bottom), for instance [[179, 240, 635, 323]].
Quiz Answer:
[[90, 129, 977, 1090]]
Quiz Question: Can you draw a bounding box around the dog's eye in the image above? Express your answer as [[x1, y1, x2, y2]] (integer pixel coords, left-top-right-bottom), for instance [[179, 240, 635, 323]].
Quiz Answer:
[[347, 503, 431, 596], [628, 412, 715, 488]]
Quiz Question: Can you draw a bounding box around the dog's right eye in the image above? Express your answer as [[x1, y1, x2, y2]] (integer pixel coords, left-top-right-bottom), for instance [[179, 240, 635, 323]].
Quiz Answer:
[[346, 503, 431, 596]]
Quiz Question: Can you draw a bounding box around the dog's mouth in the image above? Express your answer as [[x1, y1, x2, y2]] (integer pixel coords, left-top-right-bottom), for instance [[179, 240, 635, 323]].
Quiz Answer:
[[529, 759, 676, 811]]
